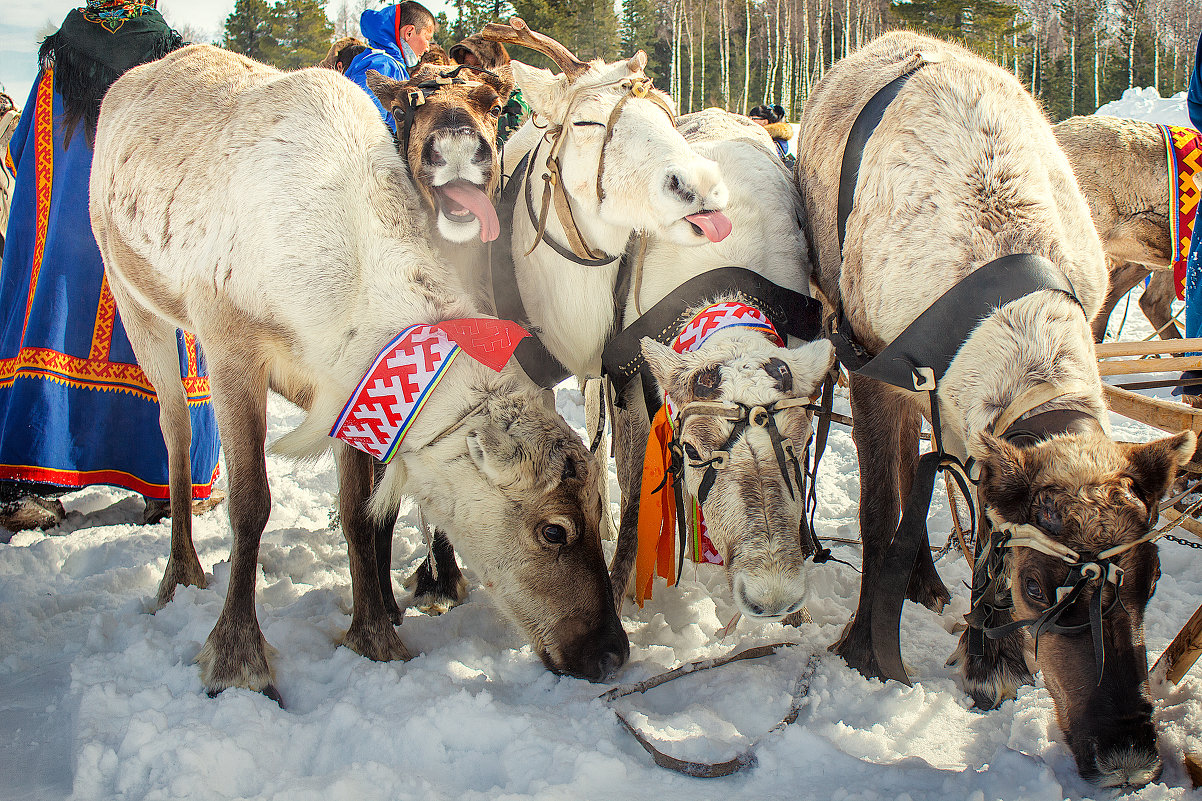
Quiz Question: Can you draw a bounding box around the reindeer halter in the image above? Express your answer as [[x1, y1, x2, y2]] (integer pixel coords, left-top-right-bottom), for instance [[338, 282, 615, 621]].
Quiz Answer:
[[393, 64, 497, 171], [523, 74, 675, 263]]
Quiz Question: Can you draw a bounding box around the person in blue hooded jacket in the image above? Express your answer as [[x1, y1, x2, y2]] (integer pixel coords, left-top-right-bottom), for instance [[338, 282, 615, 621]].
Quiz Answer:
[[1177, 34, 1202, 403], [343, 1, 437, 132]]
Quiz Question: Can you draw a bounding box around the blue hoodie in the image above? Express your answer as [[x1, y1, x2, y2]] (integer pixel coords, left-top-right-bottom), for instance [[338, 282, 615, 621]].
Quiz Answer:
[[343, 5, 420, 132]]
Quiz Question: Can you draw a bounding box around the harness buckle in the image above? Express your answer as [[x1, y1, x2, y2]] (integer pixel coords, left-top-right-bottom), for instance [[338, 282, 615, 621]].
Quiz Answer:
[[406, 89, 425, 108], [912, 366, 936, 392], [632, 80, 649, 98], [750, 406, 769, 428]]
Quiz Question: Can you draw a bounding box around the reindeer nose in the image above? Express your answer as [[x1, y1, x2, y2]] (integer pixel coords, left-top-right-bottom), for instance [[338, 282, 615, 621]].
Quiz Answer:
[[734, 573, 806, 619]]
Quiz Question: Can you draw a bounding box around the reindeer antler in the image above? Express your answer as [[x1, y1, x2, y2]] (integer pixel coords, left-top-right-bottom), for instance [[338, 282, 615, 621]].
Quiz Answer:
[[480, 17, 589, 80]]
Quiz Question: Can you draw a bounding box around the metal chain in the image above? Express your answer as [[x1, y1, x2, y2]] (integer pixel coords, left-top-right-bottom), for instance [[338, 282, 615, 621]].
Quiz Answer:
[[1162, 532, 1202, 550]]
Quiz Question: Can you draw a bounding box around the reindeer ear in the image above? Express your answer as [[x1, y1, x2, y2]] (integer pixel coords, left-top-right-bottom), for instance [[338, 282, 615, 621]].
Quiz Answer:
[[509, 60, 566, 118], [626, 50, 648, 72], [641, 338, 690, 402], [1125, 431, 1197, 509], [977, 433, 1034, 523], [466, 425, 523, 486], [773, 339, 835, 397], [488, 64, 516, 98], [365, 69, 404, 110]]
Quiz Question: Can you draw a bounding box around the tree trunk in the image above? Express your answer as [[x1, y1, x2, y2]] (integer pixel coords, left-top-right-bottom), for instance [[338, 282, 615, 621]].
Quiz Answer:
[[687, 0, 696, 112], [742, 0, 751, 113], [1094, 25, 1100, 108], [1128, 11, 1137, 90]]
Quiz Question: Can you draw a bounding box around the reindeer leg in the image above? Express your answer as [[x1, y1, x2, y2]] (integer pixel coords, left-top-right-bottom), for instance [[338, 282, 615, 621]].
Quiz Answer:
[[1140, 269, 1180, 339], [370, 462, 405, 625], [900, 410, 949, 613], [947, 549, 1033, 709], [336, 443, 412, 663], [1093, 260, 1150, 342], [831, 375, 914, 679], [103, 265, 204, 608], [196, 357, 278, 701], [609, 378, 651, 614]]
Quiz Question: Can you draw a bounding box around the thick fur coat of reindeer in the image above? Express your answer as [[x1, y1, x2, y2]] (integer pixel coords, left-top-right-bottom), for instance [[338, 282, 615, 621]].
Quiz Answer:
[[89, 45, 626, 700], [798, 32, 1194, 787]]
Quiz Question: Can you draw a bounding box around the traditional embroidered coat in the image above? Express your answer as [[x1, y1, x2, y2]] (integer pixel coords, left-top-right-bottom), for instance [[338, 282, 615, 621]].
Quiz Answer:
[[0, 68, 220, 499]]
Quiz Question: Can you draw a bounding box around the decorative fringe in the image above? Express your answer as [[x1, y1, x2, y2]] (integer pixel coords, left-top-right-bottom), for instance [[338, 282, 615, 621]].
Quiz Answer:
[[38, 25, 182, 149]]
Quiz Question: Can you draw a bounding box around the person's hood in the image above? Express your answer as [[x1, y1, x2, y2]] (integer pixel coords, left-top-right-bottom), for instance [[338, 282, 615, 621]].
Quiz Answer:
[[359, 6, 416, 66], [764, 120, 793, 142]]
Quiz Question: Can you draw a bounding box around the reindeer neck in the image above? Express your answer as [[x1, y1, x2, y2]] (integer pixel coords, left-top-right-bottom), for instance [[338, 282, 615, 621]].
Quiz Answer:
[[935, 292, 1108, 459]]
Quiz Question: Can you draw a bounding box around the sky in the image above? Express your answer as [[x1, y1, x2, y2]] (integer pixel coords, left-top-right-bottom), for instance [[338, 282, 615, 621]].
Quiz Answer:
[[0, 0, 454, 107]]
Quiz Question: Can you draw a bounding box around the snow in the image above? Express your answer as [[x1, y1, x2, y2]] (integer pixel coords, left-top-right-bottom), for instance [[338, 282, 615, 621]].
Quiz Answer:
[[3, 90, 1202, 801], [1095, 88, 1192, 128]]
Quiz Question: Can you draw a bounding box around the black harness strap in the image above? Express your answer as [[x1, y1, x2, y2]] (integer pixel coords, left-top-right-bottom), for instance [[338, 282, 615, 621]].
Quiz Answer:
[[601, 268, 824, 397], [492, 151, 573, 389], [834, 254, 1081, 391], [837, 65, 922, 255]]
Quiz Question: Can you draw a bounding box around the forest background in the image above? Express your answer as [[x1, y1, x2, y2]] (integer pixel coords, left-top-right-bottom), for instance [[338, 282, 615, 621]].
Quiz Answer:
[[207, 0, 1202, 123]]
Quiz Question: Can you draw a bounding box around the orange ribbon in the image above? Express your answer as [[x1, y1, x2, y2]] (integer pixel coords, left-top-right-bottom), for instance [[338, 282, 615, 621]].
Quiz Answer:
[[635, 404, 678, 607]]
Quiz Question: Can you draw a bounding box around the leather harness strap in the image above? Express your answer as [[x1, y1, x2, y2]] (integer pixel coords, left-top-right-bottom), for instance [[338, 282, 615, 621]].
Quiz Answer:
[[492, 152, 574, 388], [833, 253, 1082, 393], [601, 267, 824, 397]]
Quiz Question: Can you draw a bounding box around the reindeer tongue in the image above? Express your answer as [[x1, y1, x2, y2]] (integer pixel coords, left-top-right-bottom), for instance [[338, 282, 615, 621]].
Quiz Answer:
[[685, 211, 733, 243], [439, 181, 501, 243]]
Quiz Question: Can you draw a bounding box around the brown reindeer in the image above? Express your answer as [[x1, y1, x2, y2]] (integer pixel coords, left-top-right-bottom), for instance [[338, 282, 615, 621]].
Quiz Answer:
[[798, 32, 1194, 787], [1052, 116, 1178, 342], [89, 45, 627, 700]]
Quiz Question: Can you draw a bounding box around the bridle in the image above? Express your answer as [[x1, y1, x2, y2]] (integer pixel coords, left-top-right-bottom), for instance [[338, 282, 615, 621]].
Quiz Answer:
[[520, 74, 675, 263], [392, 64, 498, 173], [970, 511, 1157, 679], [665, 396, 839, 565]]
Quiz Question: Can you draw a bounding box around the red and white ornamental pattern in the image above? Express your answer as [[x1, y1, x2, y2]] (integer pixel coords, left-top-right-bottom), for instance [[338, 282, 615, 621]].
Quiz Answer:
[[669, 302, 783, 566], [331, 319, 527, 462]]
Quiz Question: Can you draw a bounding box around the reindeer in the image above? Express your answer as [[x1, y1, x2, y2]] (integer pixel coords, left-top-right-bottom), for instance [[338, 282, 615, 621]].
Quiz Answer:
[[1052, 115, 1179, 342], [89, 44, 627, 700], [798, 32, 1195, 787], [449, 21, 837, 623]]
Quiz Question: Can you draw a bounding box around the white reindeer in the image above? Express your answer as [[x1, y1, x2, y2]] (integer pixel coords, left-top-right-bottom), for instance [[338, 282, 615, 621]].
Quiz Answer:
[[459, 22, 835, 623], [89, 44, 627, 700], [798, 31, 1194, 787]]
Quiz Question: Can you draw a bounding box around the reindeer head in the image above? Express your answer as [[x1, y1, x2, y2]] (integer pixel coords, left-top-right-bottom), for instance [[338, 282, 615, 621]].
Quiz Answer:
[[978, 428, 1196, 788], [366, 64, 514, 244], [377, 379, 627, 682], [482, 19, 731, 249], [642, 327, 835, 620]]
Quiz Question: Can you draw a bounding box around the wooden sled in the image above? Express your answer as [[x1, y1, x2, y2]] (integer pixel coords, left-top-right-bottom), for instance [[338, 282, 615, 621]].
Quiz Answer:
[[1095, 337, 1202, 685]]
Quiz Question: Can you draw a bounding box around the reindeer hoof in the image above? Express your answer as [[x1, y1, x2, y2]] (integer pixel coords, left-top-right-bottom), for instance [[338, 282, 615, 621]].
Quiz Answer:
[[342, 619, 413, 662], [155, 556, 207, 609], [782, 607, 813, 627], [403, 557, 468, 616], [0, 495, 65, 533], [947, 628, 1032, 709], [830, 617, 884, 680], [197, 623, 276, 699], [906, 560, 951, 613]]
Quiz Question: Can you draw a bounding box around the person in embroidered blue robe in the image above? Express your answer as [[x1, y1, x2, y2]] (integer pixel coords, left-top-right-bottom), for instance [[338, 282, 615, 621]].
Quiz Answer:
[[0, 0, 221, 532], [342, 1, 437, 132], [1178, 32, 1202, 404]]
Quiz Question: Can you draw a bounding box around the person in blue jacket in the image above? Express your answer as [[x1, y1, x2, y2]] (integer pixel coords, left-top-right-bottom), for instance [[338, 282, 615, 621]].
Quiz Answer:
[[1178, 33, 1202, 404], [342, 1, 436, 131]]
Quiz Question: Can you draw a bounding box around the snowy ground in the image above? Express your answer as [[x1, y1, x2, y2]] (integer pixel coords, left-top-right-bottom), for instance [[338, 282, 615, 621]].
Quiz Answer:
[[2, 90, 1201, 801]]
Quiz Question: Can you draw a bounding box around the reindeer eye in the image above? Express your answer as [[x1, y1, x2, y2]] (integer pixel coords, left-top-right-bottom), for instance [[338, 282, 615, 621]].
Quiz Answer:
[[540, 523, 568, 545], [1024, 577, 1047, 604], [490, 105, 502, 117], [764, 357, 792, 392], [1033, 493, 1063, 534], [683, 443, 701, 461]]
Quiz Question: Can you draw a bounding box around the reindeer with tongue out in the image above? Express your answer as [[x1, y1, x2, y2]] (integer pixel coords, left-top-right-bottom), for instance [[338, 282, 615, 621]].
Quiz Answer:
[[439, 20, 837, 624]]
